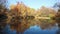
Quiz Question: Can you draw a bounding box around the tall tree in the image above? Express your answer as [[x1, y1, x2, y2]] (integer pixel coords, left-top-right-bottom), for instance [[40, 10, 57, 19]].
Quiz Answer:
[[53, 2, 60, 34]]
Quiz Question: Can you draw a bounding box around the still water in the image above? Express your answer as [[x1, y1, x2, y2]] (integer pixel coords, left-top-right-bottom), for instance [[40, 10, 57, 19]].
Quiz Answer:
[[3, 24, 59, 34]]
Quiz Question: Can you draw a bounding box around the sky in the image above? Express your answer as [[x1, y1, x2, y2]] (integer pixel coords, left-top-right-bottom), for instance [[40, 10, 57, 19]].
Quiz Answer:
[[7, 0, 59, 9]]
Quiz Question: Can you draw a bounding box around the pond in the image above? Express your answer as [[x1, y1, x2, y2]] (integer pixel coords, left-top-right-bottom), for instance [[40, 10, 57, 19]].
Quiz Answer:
[[2, 24, 59, 34], [0, 16, 60, 34]]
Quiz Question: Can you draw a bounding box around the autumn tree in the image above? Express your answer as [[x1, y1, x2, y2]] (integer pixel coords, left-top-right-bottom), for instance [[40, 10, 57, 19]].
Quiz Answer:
[[9, 2, 32, 34], [8, 2, 58, 34], [35, 6, 56, 29]]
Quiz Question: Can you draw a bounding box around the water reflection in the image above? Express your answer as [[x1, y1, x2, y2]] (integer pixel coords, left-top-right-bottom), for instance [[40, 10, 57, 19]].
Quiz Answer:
[[9, 19, 60, 34], [24, 25, 58, 34], [3, 24, 58, 34], [56, 29, 60, 34], [56, 24, 60, 34], [0, 13, 60, 34]]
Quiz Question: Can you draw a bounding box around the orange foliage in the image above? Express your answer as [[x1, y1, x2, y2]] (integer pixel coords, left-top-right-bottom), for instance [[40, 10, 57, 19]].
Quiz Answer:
[[8, 2, 57, 34]]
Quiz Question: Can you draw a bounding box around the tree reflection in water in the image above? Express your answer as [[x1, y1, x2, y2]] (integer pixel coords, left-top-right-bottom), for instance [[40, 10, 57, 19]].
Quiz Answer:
[[56, 27, 60, 34], [55, 9, 60, 34]]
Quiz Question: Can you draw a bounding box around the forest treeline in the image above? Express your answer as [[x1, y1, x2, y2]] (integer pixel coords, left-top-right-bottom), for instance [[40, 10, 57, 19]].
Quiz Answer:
[[0, 0, 60, 34]]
